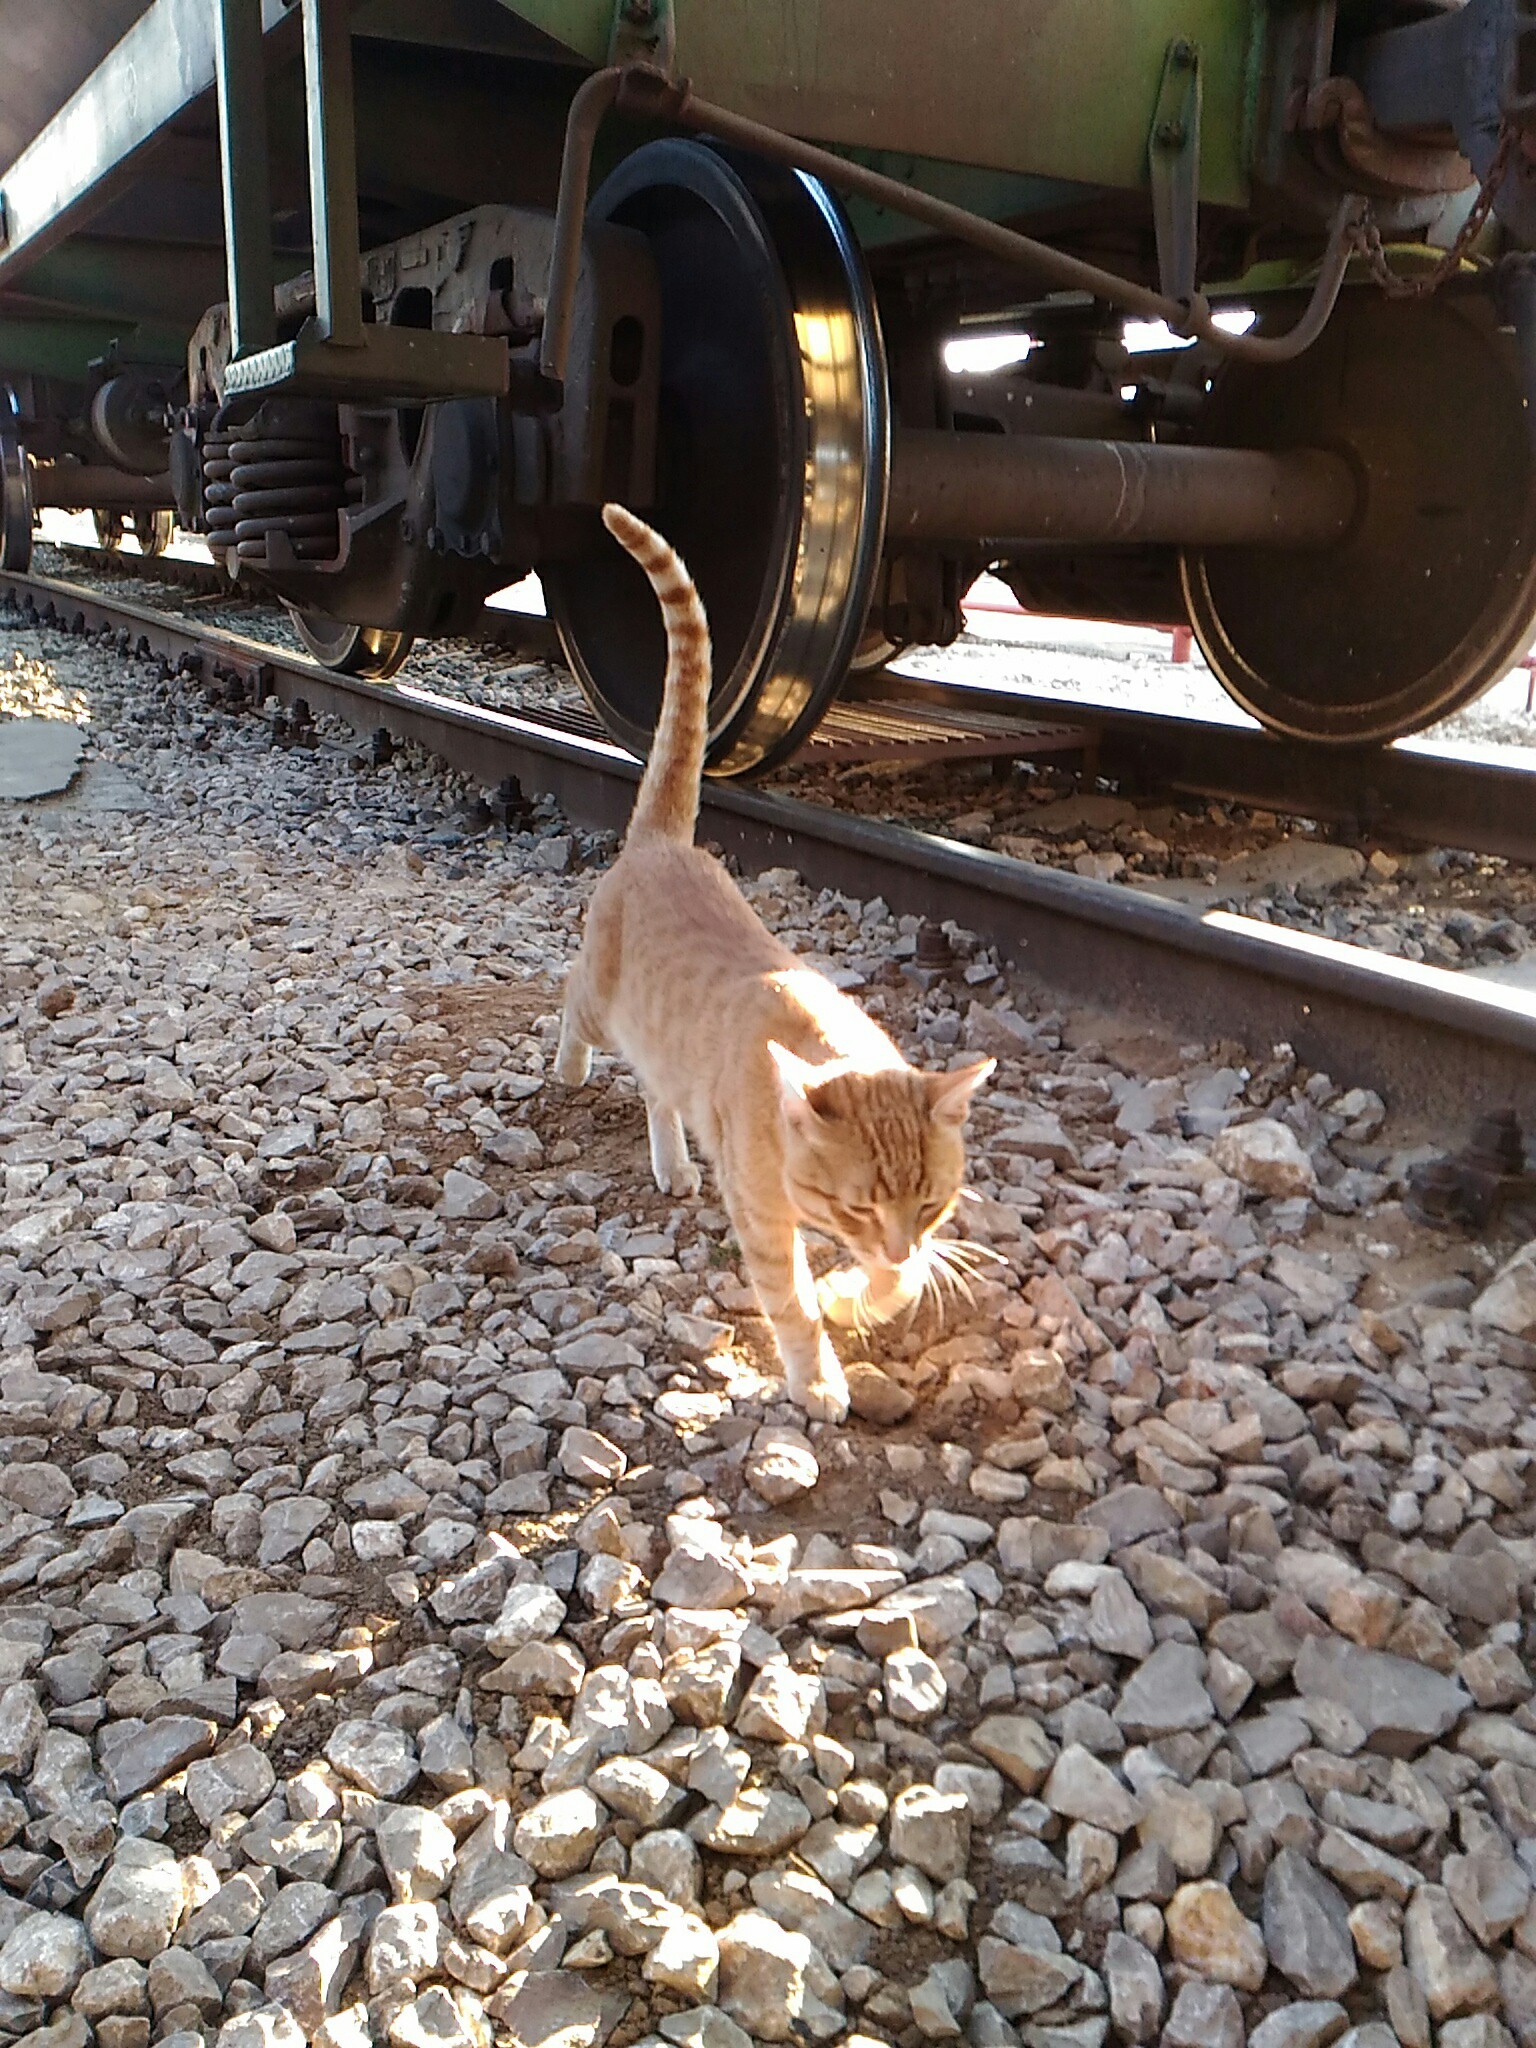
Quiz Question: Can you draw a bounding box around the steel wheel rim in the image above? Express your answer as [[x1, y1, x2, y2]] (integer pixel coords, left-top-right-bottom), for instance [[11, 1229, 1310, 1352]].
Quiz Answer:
[[0, 386, 30, 574], [1182, 289, 1536, 745], [287, 608, 414, 681], [545, 139, 888, 778], [136, 510, 176, 558]]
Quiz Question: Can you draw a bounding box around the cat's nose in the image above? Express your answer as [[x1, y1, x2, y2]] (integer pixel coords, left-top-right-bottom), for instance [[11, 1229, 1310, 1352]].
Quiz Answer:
[[883, 1222, 912, 1265]]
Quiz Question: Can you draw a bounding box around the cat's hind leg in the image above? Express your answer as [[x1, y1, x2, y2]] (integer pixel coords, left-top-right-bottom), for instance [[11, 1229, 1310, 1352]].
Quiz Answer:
[[647, 1101, 701, 1198]]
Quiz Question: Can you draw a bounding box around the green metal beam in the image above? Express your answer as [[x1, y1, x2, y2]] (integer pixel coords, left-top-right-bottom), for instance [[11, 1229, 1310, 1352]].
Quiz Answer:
[[499, 0, 1256, 210], [0, 316, 186, 382], [0, 0, 299, 291]]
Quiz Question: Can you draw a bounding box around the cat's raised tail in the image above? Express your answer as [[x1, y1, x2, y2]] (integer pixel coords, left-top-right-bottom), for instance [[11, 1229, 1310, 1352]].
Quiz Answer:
[[602, 503, 712, 845]]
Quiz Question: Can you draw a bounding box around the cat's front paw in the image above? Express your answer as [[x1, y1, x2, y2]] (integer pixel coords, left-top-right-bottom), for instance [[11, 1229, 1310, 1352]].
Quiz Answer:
[[817, 1268, 867, 1329], [786, 1338, 850, 1423], [658, 1162, 702, 1199]]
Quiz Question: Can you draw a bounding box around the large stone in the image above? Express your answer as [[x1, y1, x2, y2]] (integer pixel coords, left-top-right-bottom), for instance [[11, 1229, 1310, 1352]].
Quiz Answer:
[[642, 1912, 720, 2002], [0, 1686, 45, 1776], [1248, 2005, 1351, 2048], [485, 1583, 566, 1656], [976, 1934, 1080, 2018], [1403, 1886, 1500, 2021], [367, 1904, 440, 1994], [1088, 1575, 1154, 1661], [1212, 1119, 1317, 1198], [746, 1871, 871, 1974], [1263, 1848, 1358, 1999], [888, 1786, 971, 1883], [716, 1912, 842, 2044], [263, 1907, 368, 2035], [1216, 839, 1365, 895], [249, 1884, 334, 1971], [184, 1748, 275, 1827], [1292, 1636, 1468, 1757], [0, 720, 84, 801], [1081, 1486, 1180, 1549], [485, 1974, 626, 2048], [1165, 1882, 1268, 1993], [1162, 1981, 1245, 2048], [1443, 1848, 1531, 1945], [690, 1791, 811, 1860], [1102, 1931, 1163, 2044], [97, 1717, 216, 1802], [513, 1790, 605, 1880], [1471, 1241, 1536, 1339], [376, 1807, 458, 1903], [970, 1715, 1055, 1793], [323, 1721, 419, 1801], [0, 1915, 92, 2000], [1114, 1641, 1213, 1741], [85, 1843, 187, 1961], [1041, 1746, 1141, 1834], [216, 2009, 305, 2048], [744, 1430, 819, 1505]]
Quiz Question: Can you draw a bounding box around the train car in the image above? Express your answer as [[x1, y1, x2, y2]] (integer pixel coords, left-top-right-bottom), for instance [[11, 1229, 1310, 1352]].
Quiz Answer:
[[2, 0, 1535, 769]]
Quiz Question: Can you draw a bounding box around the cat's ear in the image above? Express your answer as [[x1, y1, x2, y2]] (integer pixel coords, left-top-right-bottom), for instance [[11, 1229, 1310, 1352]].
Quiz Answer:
[[768, 1041, 833, 1136], [926, 1057, 995, 1126]]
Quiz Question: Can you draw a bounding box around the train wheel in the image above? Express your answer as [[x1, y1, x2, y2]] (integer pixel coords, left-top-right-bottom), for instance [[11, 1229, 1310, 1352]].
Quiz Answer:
[[92, 510, 125, 550], [0, 386, 31, 573], [286, 608, 414, 681], [135, 510, 176, 558], [1182, 289, 1536, 744], [544, 140, 888, 777]]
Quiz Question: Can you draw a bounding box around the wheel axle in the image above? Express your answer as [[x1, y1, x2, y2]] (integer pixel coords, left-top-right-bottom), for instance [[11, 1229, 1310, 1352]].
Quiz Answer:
[[886, 430, 1358, 551]]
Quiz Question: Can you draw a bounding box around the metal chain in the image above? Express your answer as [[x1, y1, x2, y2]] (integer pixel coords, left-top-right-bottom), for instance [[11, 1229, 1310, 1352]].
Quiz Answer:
[[1358, 123, 1517, 299]]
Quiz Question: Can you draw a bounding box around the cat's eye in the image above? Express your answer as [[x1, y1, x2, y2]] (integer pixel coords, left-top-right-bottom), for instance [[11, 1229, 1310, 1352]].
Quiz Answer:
[[917, 1201, 947, 1231]]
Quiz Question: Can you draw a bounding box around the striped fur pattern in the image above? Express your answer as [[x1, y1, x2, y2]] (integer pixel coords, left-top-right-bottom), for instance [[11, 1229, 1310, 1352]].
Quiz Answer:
[[601, 502, 711, 844], [555, 504, 993, 1422]]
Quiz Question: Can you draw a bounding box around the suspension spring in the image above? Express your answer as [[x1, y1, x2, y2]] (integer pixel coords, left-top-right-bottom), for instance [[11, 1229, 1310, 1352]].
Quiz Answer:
[[202, 400, 357, 567], [200, 424, 238, 557]]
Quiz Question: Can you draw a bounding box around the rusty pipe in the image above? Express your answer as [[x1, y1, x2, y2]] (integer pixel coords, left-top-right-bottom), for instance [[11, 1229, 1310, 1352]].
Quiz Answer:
[[538, 65, 1369, 390], [885, 430, 1358, 549]]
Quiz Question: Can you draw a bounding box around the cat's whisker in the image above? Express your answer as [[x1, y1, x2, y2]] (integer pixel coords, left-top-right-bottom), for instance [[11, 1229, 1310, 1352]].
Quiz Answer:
[[925, 1239, 978, 1314], [933, 1236, 1005, 1271]]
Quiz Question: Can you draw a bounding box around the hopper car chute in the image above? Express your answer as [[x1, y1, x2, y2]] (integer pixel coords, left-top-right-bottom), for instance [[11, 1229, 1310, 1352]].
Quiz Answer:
[[3, 0, 1536, 760]]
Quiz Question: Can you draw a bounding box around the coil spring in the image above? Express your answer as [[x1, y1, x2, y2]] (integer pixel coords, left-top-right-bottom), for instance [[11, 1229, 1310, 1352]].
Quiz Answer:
[[201, 400, 356, 566], [201, 427, 237, 555]]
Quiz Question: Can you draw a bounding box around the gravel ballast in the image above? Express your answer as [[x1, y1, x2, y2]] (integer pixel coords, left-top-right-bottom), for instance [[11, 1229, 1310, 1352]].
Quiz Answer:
[[2, 606, 1536, 2048]]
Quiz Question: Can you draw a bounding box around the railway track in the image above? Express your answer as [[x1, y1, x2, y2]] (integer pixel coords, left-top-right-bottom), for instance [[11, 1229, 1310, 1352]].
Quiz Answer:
[[7, 557, 1536, 1130], [49, 540, 1536, 870]]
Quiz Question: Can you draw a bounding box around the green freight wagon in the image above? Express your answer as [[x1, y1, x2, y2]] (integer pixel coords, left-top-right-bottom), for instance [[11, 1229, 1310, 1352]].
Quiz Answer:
[[2, 0, 1534, 761]]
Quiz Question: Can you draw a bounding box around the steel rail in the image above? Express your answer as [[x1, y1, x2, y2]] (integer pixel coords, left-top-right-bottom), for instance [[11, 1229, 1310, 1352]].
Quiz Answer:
[[854, 667, 1536, 870], [4, 561, 1536, 1127], [40, 543, 1536, 871]]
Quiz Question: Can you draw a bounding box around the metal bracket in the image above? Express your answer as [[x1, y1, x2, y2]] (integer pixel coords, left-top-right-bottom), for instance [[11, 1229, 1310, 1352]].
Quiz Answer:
[[1148, 38, 1203, 308], [224, 320, 510, 404], [221, 0, 508, 403], [214, 0, 277, 360], [608, 0, 674, 73]]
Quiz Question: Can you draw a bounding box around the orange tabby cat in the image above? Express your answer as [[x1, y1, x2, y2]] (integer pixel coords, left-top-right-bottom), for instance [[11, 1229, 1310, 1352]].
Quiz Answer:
[[555, 504, 993, 1420]]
